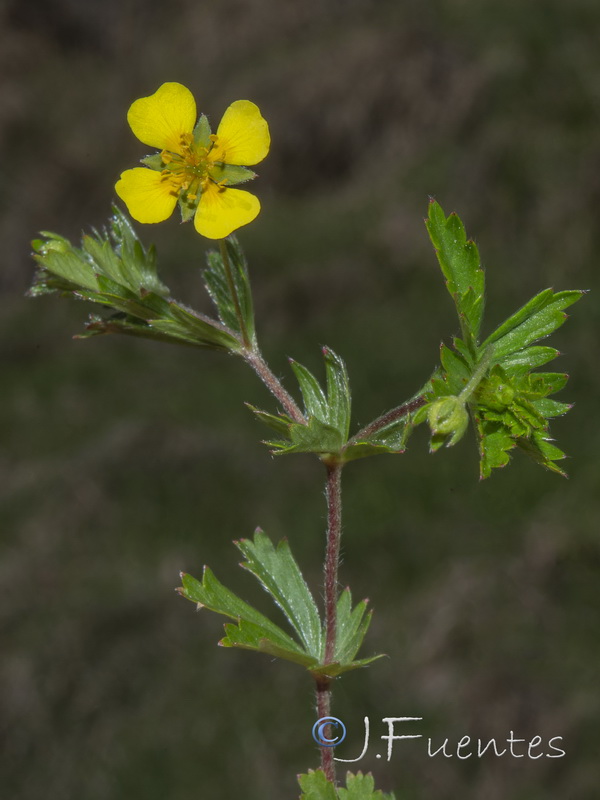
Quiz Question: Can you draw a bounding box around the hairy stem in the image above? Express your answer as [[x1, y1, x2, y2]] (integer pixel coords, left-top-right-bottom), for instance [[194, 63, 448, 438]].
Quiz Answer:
[[219, 239, 251, 348], [243, 349, 306, 424], [349, 395, 427, 444], [315, 460, 343, 783], [315, 676, 334, 782], [324, 462, 343, 664]]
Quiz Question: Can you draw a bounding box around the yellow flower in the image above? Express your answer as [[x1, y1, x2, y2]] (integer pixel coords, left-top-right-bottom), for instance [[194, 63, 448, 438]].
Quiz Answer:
[[115, 82, 270, 239]]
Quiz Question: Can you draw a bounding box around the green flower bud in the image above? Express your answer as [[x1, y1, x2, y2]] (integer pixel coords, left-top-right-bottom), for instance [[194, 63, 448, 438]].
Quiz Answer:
[[39, 239, 70, 255], [427, 396, 469, 446]]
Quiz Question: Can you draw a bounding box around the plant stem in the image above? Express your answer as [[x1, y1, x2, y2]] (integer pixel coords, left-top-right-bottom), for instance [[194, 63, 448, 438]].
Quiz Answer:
[[348, 395, 427, 444], [219, 239, 251, 348], [216, 240, 304, 423], [315, 676, 334, 782], [315, 460, 343, 783], [458, 344, 495, 404], [324, 462, 343, 665], [243, 349, 306, 424]]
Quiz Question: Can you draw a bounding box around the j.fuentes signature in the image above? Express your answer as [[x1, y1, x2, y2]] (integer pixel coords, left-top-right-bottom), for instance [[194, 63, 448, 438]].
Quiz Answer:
[[312, 716, 565, 762]]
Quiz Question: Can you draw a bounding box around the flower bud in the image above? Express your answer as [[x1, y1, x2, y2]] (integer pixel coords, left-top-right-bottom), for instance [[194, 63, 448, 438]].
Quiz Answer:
[[427, 396, 469, 446]]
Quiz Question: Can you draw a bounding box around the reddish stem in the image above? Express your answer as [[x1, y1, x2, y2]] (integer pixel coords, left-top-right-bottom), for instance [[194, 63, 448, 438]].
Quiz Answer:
[[315, 461, 343, 784]]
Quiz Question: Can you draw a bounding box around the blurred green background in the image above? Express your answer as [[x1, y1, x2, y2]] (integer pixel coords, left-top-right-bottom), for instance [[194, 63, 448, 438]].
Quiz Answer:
[[1, 0, 599, 798]]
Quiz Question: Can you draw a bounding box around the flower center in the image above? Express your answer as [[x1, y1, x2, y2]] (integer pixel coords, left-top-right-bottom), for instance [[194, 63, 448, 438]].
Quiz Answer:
[[159, 132, 218, 199]]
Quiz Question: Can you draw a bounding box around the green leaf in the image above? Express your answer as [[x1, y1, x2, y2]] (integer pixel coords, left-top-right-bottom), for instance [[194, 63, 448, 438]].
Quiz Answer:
[[530, 398, 571, 418], [475, 421, 516, 479], [236, 530, 323, 660], [298, 770, 338, 800], [166, 303, 241, 350], [31, 233, 99, 291], [109, 206, 169, 296], [179, 531, 380, 677], [324, 347, 351, 440], [426, 200, 485, 346], [298, 771, 396, 800], [179, 568, 308, 661], [267, 416, 345, 456], [439, 344, 471, 394], [258, 348, 352, 458], [338, 772, 396, 800], [308, 590, 384, 679], [203, 236, 256, 344], [290, 359, 329, 421], [220, 620, 316, 667], [333, 589, 376, 664], [516, 432, 567, 477], [342, 387, 429, 463], [420, 203, 583, 478], [518, 371, 569, 398], [482, 289, 584, 359], [31, 207, 168, 299], [246, 404, 294, 436], [290, 348, 351, 434], [30, 210, 242, 352], [498, 345, 560, 374], [76, 313, 204, 347], [312, 653, 385, 678]]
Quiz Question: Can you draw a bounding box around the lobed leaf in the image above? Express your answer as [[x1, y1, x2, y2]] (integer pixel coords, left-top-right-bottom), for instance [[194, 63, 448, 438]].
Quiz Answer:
[[237, 530, 323, 660], [482, 289, 583, 360], [426, 200, 485, 345], [266, 417, 345, 456], [261, 348, 352, 458], [298, 771, 396, 800], [324, 347, 351, 440], [299, 770, 338, 800], [203, 235, 256, 344], [179, 568, 306, 658], [290, 359, 329, 421], [30, 210, 241, 351], [339, 772, 396, 800]]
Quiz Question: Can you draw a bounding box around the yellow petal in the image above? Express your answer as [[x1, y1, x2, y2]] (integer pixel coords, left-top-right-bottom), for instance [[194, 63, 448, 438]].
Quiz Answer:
[[211, 100, 270, 166], [127, 82, 196, 153], [115, 168, 178, 223], [194, 182, 260, 239]]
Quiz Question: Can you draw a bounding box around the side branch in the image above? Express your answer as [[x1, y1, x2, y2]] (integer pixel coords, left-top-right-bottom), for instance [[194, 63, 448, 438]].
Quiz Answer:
[[243, 349, 306, 424], [349, 395, 427, 444]]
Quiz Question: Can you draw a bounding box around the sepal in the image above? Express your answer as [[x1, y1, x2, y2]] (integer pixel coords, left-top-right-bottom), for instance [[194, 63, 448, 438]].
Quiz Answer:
[[208, 163, 257, 186]]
